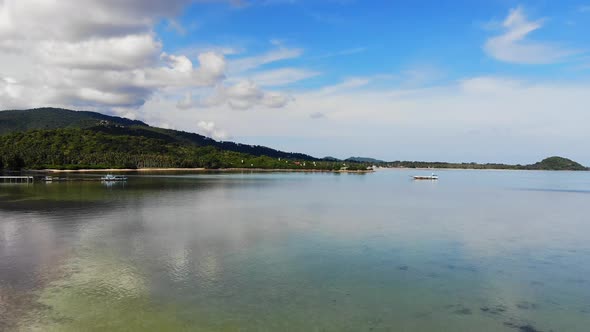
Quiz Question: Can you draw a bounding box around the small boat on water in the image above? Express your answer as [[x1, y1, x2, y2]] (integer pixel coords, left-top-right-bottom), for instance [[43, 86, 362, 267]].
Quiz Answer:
[[413, 173, 438, 180], [101, 174, 128, 181], [43, 176, 66, 182]]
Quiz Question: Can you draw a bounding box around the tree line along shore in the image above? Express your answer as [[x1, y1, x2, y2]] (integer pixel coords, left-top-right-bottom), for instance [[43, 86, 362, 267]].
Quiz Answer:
[[0, 108, 587, 172], [0, 128, 371, 172], [0, 128, 585, 172]]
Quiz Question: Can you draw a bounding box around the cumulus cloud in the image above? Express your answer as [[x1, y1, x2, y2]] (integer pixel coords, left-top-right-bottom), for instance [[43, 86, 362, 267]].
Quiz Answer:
[[201, 81, 290, 110], [197, 121, 230, 140], [177, 93, 194, 110], [0, 76, 23, 108], [484, 7, 579, 64], [0, 0, 191, 43], [0, 0, 289, 112], [37, 34, 162, 71]]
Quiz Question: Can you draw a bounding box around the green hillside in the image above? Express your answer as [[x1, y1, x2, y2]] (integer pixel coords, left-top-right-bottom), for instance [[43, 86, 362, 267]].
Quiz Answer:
[[528, 156, 587, 171], [0, 108, 317, 161], [0, 108, 370, 171], [0, 108, 147, 134], [0, 128, 355, 170]]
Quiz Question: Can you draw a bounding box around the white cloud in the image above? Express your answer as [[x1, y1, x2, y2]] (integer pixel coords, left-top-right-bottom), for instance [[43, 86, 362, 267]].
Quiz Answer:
[[269, 76, 590, 162], [0, 0, 191, 43], [260, 91, 291, 108], [201, 81, 290, 110], [228, 47, 303, 73], [197, 121, 230, 140], [178, 45, 244, 59], [0, 0, 288, 112], [0, 76, 23, 108], [165, 19, 189, 35], [37, 34, 161, 70], [459, 76, 524, 95], [177, 92, 194, 110], [484, 6, 579, 64], [314, 77, 371, 96]]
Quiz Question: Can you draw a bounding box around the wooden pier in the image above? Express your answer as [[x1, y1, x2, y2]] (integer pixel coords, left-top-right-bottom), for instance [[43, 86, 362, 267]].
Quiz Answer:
[[0, 176, 34, 183]]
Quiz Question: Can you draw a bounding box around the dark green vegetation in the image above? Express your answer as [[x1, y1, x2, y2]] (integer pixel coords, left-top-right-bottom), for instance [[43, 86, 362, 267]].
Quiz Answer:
[[528, 156, 587, 171], [0, 108, 586, 171], [0, 108, 317, 160], [346, 156, 386, 163], [0, 108, 147, 134], [382, 156, 588, 171], [0, 108, 368, 171]]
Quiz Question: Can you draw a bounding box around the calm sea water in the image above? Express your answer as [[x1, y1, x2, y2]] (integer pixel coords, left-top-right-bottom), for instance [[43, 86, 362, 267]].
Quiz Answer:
[[1, 169, 589, 331]]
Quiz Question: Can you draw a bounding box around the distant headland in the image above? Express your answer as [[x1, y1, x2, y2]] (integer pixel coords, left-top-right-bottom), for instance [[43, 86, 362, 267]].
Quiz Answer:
[[372, 156, 588, 171]]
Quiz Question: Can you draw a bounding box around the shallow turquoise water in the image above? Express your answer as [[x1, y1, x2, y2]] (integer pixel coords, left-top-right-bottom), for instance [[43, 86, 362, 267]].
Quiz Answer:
[[1, 169, 590, 331]]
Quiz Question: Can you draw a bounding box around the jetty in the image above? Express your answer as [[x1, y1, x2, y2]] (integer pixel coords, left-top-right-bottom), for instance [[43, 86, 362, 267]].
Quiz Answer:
[[0, 176, 34, 183]]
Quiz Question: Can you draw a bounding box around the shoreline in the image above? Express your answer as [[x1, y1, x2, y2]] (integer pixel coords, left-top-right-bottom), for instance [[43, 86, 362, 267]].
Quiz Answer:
[[29, 167, 374, 174], [379, 167, 588, 172], [22, 167, 587, 174], [19, 167, 587, 174]]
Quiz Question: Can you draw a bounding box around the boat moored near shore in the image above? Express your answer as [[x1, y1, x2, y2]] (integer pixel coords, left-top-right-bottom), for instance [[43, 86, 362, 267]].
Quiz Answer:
[[413, 173, 438, 180], [101, 174, 128, 181]]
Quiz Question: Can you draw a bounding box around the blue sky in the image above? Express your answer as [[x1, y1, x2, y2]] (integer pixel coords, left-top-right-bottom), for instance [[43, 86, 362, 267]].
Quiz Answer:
[[159, 0, 590, 81], [1, 0, 589, 163]]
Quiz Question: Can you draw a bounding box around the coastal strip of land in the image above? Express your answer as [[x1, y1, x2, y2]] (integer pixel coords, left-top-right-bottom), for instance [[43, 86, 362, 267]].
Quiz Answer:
[[32, 168, 373, 174]]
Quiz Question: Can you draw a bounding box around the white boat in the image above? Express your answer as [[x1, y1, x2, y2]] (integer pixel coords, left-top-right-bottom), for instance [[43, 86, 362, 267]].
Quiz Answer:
[[43, 176, 65, 182], [101, 174, 128, 181], [413, 173, 438, 180]]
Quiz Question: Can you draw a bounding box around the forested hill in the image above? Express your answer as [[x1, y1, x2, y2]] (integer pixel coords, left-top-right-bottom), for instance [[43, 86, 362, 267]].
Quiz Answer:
[[0, 128, 367, 170], [528, 156, 587, 171], [0, 108, 147, 134], [0, 108, 317, 161]]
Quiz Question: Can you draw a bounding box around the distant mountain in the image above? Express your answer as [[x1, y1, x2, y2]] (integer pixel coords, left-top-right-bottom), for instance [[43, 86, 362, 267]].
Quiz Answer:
[[528, 156, 587, 171], [322, 156, 341, 161], [346, 157, 385, 164], [0, 108, 318, 161]]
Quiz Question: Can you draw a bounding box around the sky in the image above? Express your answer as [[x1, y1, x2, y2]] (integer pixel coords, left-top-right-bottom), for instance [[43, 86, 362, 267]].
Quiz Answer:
[[1, 0, 589, 164]]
